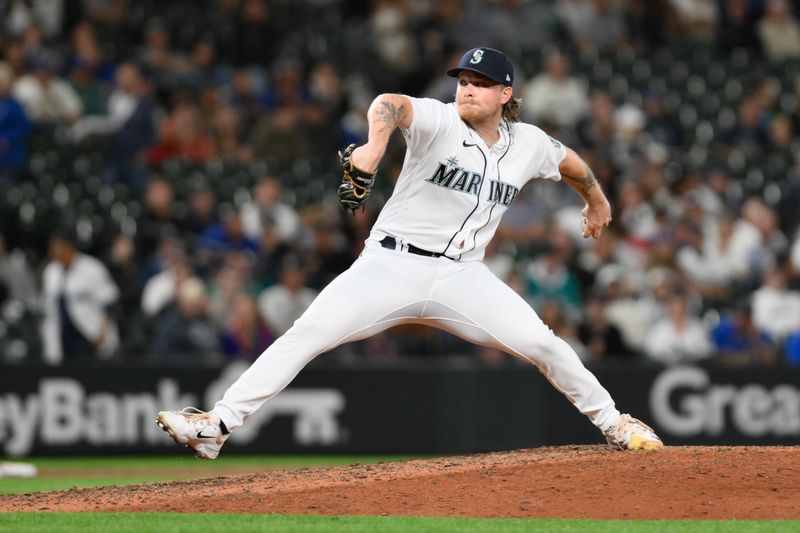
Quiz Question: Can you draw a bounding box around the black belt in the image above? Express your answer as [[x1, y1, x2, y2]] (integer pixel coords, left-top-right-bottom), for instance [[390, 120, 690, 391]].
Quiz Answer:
[[379, 236, 446, 258]]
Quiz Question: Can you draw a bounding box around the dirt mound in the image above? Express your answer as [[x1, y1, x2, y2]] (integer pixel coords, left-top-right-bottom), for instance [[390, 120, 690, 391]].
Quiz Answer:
[[2, 446, 798, 519]]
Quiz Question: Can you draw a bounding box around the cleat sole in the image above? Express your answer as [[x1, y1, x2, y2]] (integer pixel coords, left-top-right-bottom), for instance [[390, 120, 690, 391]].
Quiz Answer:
[[156, 412, 189, 445], [628, 434, 664, 450]]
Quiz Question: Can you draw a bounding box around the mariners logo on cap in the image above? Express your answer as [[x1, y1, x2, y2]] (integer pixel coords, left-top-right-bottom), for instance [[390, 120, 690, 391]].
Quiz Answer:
[[470, 49, 484, 64]]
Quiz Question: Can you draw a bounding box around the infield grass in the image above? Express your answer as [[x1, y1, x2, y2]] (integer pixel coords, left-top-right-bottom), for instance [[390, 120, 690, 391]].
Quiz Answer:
[[0, 514, 797, 532], [0, 455, 421, 495]]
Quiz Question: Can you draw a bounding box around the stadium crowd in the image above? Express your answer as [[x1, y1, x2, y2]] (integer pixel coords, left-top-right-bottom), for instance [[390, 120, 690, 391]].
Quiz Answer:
[[1, 0, 800, 367]]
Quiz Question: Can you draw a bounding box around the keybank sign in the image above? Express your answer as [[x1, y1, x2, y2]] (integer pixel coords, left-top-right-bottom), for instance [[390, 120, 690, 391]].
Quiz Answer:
[[0, 364, 345, 456], [650, 366, 800, 437]]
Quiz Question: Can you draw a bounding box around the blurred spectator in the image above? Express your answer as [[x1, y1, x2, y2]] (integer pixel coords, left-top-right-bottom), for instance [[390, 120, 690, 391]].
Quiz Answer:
[[751, 265, 800, 342], [791, 231, 800, 275], [711, 301, 776, 366], [523, 52, 588, 130], [576, 90, 616, 152], [219, 67, 269, 130], [141, 251, 192, 318], [41, 229, 120, 364], [611, 104, 653, 172], [221, 293, 275, 359], [199, 208, 259, 258], [234, 0, 284, 67], [253, 111, 312, 165], [66, 21, 115, 85], [0, 230, 38, 313], [786, 331, 800, 366], [70, 62, 155, 192], [308, 61, 347, 119], [556, 0, 627, 51], [605, 267, 675, 352], [625, 0, 677, 49], [677, 212, 746, 292], [526, 233, 582, 315], [184, 35, 229, 90], [669, 0, 718, 43], [303, 215, 354, 289], [740, 197, 788, 278], [19, 19, 45, 58], [578, 294, 634, 360], [482, 0, 558, 51], [483, 239, 516, 282], [643, 90, 683, 147], [720, 198, 767, 282], [137, 18, 190, 89], [779, 153, 800, 234], [307, 60, 350, 153], [258, 255, 317, 336], [68, 62, 105, 116], [208, 261, 248, 329], [766, 113, 794, 152], [104, 232, 140, 316], [369, 0, 416, 75], [240, 175, 301, 244], [720, 96, 768, 159], [136, 177, 179, 263], [3, 1, 67, 39], [0, 62, 32, 183], [757, 0, 800, 61], [210, 105, 253, 165], [152, 277, 220, 362], [643, 290, 712, 365], [148, 102, 214, 164], [2, 38, 29, 74], [576, 230, 625, 289], [178, 178, 218, 239], [12, 49, 82, 125], [716, 0, 760, 51], [104, 232, 144, 354], [617, 181, 660, 246], [3, 0, 38, 37]]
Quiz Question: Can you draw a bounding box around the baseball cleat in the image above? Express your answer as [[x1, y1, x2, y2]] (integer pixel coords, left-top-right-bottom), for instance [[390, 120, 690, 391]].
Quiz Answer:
[[156, 407, 229, 460], [604, 413, 664, 451]]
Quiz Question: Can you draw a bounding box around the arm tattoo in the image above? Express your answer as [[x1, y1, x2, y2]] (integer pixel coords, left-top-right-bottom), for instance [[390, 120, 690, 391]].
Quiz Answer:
[[562, 166, 599, 199], [374, 100, 407, 134]]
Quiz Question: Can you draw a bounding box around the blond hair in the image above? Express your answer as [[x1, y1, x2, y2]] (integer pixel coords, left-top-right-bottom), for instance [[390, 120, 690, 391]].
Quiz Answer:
[[502, 97, 522, 123]]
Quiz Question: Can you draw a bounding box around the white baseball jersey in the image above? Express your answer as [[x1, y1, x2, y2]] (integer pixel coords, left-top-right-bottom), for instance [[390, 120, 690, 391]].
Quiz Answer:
[[212, 95, 621, 441], [371, 97, 567, 261]]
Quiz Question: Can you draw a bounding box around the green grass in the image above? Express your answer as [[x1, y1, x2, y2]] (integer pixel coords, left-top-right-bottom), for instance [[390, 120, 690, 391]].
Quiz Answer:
[[0, 455, 420, 495], [0, 514, 797, 533]]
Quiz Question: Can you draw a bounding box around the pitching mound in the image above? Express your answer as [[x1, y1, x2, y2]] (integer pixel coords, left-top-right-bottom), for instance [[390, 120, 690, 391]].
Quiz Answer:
[[2, 446, 798, 519]]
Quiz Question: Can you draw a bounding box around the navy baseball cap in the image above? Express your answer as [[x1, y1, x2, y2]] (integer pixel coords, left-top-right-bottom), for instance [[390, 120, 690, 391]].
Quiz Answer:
[[447, 47, 514, 86]]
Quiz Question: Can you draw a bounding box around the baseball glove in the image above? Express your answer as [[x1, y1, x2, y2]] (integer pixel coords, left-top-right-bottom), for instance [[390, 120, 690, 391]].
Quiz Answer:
[[338, 144, 376, 215]]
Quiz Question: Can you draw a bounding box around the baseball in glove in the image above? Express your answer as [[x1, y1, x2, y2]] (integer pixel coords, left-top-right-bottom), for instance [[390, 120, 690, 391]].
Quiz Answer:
[[338, 144, 376, 215]]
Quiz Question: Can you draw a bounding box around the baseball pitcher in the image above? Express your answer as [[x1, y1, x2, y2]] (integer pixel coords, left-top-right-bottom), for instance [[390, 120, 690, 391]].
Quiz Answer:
[[157, 48, 663, 458]]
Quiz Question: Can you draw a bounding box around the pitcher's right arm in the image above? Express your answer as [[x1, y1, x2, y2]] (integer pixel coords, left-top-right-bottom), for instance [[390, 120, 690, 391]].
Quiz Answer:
[[350, 94, 413, 173]]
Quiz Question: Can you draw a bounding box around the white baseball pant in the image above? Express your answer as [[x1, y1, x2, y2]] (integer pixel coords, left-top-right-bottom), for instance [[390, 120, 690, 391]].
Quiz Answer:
[[213, 239, 621, 433]]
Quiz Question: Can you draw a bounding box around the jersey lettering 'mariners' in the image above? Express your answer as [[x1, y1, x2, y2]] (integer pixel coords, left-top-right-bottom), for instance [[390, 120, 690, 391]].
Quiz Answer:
[[426, 162, 482, 196], [488, 179, 519, 207]]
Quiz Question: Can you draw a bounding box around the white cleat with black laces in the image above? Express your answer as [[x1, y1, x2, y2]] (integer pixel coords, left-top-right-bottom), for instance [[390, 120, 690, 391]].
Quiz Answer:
[[604, 413, 664, 451], [156, 407, 230, 459]]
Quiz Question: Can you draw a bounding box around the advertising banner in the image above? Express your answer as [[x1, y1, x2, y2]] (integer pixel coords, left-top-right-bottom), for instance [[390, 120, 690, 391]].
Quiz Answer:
[[1, 362, 798, 456]]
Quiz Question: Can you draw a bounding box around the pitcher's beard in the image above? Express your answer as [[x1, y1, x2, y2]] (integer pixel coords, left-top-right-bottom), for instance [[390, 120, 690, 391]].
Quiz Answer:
[[457, 103, 498, 133]]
